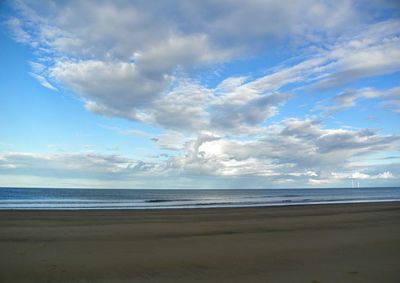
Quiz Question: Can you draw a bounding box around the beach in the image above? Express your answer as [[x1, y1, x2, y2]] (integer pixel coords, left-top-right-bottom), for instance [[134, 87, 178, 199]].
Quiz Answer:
[[0, 202, 399, 283]]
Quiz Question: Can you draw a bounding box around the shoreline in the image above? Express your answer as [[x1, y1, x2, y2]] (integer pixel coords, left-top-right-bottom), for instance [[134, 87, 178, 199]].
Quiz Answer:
[[1, 202, 399, 282], [1, 199, 400, 212]]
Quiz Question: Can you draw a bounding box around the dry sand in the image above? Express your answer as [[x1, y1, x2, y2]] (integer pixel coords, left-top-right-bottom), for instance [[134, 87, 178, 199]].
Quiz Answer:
[[0, 202, 399, 282]]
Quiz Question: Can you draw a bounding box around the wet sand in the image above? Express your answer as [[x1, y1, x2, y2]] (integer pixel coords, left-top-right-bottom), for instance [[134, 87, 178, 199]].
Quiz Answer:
[[0, 202, 399, 282]]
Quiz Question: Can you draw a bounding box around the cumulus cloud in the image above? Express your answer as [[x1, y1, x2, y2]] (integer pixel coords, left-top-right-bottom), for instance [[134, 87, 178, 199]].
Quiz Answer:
[[170, 119, 400, 179]]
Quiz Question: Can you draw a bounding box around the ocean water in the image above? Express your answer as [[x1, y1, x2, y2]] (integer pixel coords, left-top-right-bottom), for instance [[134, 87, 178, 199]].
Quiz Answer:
[[0, 187, 399, 210]]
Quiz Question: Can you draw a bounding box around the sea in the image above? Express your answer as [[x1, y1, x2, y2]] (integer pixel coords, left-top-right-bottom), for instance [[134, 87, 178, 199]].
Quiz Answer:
[[0, 187, 400, 210]]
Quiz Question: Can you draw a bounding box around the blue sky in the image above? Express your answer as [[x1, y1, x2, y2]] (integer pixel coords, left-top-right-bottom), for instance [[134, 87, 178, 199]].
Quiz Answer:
[[0, 0, 399, 189]]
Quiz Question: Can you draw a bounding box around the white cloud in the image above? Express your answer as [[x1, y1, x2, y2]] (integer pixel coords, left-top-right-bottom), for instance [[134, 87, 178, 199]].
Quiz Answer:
[[150, 81, 212, 132], [210, 76, 294, 133], [8, 0, 399, 134], [11, 0, 363, 57], [307, 169, 397, 186], [351, 172, 371, 179], [171, 119, 400, 178], [252, 20, 400, 93], [151, 131, 186, 151], [308, 178, 333, 186], [50, 60, 170, 118], [288, 171, 318, 177], [29, 73, 58, 91], [308, 170, 398, 186], [317, 86, 400, 114], [312, 28, 400, 90], [0, 152, 163, 179], [376, 171, 395, 179], [6, 17, 31, 43], [349, 171, 396, 180]]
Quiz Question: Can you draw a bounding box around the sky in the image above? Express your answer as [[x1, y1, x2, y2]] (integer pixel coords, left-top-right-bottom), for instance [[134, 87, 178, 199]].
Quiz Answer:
[[0, 0, 399, 189]]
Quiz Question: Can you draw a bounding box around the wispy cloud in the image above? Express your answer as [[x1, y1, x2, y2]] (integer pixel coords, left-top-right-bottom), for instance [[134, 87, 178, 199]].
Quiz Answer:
[[316, 86, 400, 114], [0, 152, 162, 179], [29, 73, 58, 91]]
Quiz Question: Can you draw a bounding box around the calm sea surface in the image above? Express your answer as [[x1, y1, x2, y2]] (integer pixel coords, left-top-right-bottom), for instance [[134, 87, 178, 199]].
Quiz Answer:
[[0, 187, 399, 210]]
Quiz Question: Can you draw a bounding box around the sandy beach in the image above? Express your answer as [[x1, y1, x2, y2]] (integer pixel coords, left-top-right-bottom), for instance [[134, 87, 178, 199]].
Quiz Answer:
[[0, 203, 399, 283]]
